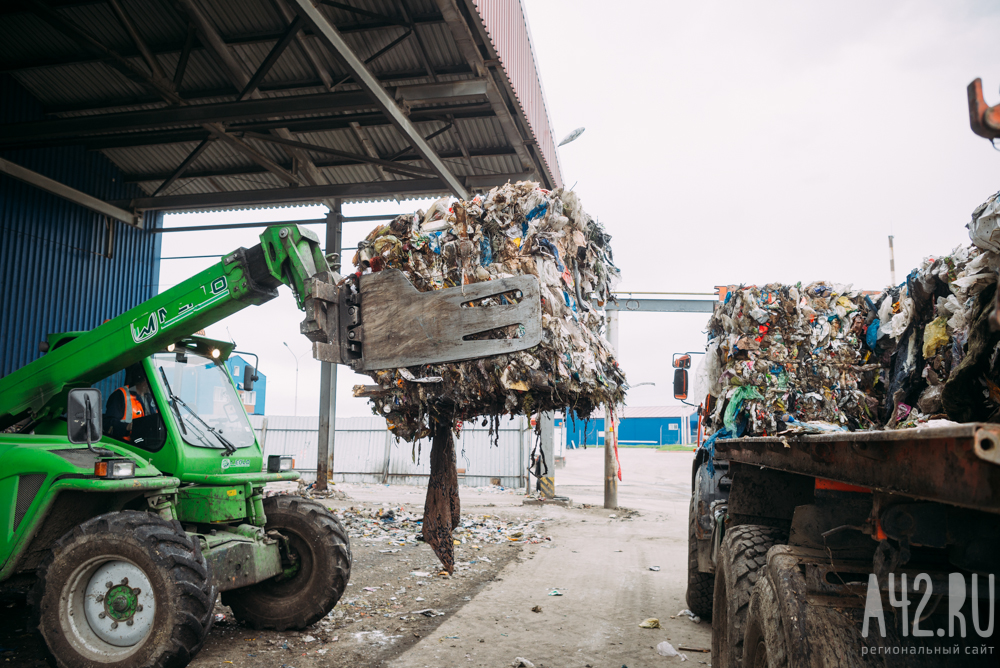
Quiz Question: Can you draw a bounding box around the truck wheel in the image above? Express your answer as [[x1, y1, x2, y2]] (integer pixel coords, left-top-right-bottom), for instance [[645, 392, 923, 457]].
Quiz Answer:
[[711, 524, 786, 668], [742, 569, 788, 668], [686, 497, 714, 619], [223, 496, 351, 630], [30, 511, 216, 668]]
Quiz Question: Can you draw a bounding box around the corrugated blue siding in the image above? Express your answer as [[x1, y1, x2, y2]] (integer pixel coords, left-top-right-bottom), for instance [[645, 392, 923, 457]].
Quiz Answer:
[[0, 74, 162, 378]]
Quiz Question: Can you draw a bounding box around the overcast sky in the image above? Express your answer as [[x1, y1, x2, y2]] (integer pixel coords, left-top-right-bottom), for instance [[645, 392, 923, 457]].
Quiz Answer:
[[160, 0, 1000, 417]]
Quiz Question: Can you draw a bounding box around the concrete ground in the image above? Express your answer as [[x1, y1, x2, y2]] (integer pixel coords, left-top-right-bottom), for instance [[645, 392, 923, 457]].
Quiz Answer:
[[381, 447, 712, 668]]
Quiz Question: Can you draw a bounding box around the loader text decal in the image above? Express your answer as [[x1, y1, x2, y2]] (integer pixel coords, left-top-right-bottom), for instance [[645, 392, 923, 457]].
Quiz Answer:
[[220, 458, 251, 470], [130, 276, 229, 343]]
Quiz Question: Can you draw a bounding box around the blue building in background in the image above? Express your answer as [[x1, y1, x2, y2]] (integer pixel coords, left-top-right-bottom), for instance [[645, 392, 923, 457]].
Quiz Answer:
[[225, 355, 267, 415], [564, 406, 698, 447]]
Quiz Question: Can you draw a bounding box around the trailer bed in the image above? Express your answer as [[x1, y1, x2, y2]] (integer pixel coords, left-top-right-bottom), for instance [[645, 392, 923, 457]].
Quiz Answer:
[[714, 422, 1000, 514]]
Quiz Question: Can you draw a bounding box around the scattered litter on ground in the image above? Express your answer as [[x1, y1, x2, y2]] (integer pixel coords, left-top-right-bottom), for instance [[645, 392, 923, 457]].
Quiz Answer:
[[547, 589, 563, 596], [648, 566, 660, 571], [656, 641, 688, 661], [638, 618, 661, 629], [412, 609, 445, 617], [674, 609, 701, 623], [531, 605, 542, 613], [512, 658, 536, 668]]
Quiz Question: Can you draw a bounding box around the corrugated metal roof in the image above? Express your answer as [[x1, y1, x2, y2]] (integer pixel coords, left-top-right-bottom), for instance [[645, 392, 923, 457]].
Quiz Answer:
[[471, 0, 562, 189], [0, 0, 562, 210]]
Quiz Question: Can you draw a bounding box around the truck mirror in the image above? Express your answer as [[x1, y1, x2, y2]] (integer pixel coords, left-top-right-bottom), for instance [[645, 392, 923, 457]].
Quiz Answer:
[[243, 364, 257, 391], [672, 353, 692, 369], [67, 388, 103, 444], [673, 369, 688, 401]]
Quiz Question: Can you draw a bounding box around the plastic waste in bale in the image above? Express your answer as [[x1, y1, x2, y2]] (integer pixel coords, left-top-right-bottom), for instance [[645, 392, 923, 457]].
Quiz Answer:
[[350, 182, 626, 573]]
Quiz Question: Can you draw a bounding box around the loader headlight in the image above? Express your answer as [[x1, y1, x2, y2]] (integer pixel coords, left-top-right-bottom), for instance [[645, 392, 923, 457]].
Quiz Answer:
[[267, 455, 295, 472], [95, 459, 135, 478]]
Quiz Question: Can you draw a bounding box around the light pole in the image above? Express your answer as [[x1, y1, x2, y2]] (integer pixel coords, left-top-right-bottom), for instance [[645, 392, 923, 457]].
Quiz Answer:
[[283, 342, 307, 416]]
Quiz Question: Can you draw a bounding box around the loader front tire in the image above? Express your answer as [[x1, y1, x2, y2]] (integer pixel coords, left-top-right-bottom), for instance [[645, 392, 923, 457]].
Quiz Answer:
[[31, 510, 216, 668], [222, 496, 351, 630]]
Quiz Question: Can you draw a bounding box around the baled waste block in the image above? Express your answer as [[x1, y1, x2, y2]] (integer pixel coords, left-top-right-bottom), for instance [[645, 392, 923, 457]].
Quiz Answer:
[[700, 191, 1000, 437], [348, 181, 626, 571]]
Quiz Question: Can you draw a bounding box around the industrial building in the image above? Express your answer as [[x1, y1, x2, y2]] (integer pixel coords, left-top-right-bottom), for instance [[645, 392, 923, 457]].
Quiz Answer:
[[564, 405, 699, 447]]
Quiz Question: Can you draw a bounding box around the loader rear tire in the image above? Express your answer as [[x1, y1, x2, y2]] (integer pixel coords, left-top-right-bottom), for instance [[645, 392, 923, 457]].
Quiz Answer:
[[223, 496, 351, 630], [711, 524, 786, 668], [30, 510, 216, 668]]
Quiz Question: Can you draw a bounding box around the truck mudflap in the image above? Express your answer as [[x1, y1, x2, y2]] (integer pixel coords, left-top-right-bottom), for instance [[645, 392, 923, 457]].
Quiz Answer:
[[195, 525, 284, 592]]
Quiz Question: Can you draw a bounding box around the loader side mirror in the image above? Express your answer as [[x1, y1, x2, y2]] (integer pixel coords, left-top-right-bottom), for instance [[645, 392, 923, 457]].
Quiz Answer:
[[243, 364, 258, 392], [673, 369, 688, 401], [67, 388, 103, 444]]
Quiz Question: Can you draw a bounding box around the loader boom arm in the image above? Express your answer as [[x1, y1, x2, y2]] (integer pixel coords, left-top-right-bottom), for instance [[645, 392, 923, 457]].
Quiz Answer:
[[0, 225, 330, 429]]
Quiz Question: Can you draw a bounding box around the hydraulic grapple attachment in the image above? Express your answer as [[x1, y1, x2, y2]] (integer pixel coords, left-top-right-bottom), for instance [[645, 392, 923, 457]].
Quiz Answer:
[[306, 269, 542, 372]]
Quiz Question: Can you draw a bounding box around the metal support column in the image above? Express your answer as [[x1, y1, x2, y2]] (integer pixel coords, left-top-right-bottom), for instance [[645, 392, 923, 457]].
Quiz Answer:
[[315, 200, 343, 490], [604, 308, 619, 509], [539, 411, 555, 498]]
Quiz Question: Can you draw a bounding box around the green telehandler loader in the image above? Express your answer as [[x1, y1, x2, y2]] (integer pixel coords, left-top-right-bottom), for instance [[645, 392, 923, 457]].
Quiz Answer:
[[0, 223, 541, 668]]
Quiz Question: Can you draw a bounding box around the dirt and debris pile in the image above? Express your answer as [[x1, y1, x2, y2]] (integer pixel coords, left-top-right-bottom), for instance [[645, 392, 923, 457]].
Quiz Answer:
[[337, 504, 552, 548], [351, 181, 626, 442], [700, 191, 1000, 436]]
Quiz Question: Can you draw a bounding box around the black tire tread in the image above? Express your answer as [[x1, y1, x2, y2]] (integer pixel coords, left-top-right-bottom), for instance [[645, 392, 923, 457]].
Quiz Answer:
[[223, 496, 351, 631], [29, 510, 217, 668], [686, 497, 715, 619], [712, 524, 787, 668]]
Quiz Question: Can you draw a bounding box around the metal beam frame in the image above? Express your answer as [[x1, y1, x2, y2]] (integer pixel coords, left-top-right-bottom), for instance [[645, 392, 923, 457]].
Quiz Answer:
[[123, 147, 514, 183], [241, 130, 436, 177], [0, 83, 489, 148], [0, 157, 140, 228], [39, 65, 474, 115], [112, 172, 528, 211], [3, 105, 496, 152], [434, 0, 540, 183], [291, 0, 469, 199], [151, 213, 398, 233], [602, 298, 717, 313], [0, 16, 449, 73], [238, 15, 305, 101]]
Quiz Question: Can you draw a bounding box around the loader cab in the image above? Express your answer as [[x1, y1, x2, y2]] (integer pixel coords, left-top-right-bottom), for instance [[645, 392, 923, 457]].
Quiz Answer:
[[100, 336, 263, 478]]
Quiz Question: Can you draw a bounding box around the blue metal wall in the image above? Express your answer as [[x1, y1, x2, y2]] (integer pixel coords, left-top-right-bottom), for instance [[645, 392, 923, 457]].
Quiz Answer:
[[565, 414, 697, 447], [0, 74, 162, 378], [225, 355, 268, 415]]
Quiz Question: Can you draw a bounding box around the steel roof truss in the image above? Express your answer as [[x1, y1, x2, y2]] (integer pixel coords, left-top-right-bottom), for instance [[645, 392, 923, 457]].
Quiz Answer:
[[292, 0, 469, 199]]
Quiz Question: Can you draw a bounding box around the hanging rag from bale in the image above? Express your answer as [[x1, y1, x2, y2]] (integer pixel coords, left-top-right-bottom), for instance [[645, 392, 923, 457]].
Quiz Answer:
[[422, 418, 462, 573]]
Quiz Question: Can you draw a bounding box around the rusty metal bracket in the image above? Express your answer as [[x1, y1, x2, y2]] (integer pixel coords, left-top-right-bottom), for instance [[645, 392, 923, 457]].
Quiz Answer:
[[967, 78, 1000, 140], [973, 425, 1000, 465]]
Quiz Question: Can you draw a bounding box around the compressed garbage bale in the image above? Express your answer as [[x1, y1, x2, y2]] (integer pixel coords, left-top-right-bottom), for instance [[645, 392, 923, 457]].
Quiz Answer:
[[351, 181, 626, 439], [700, 191, 1000, 437], [701, 282, 884, 437], [350, 181, 626, 570]]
